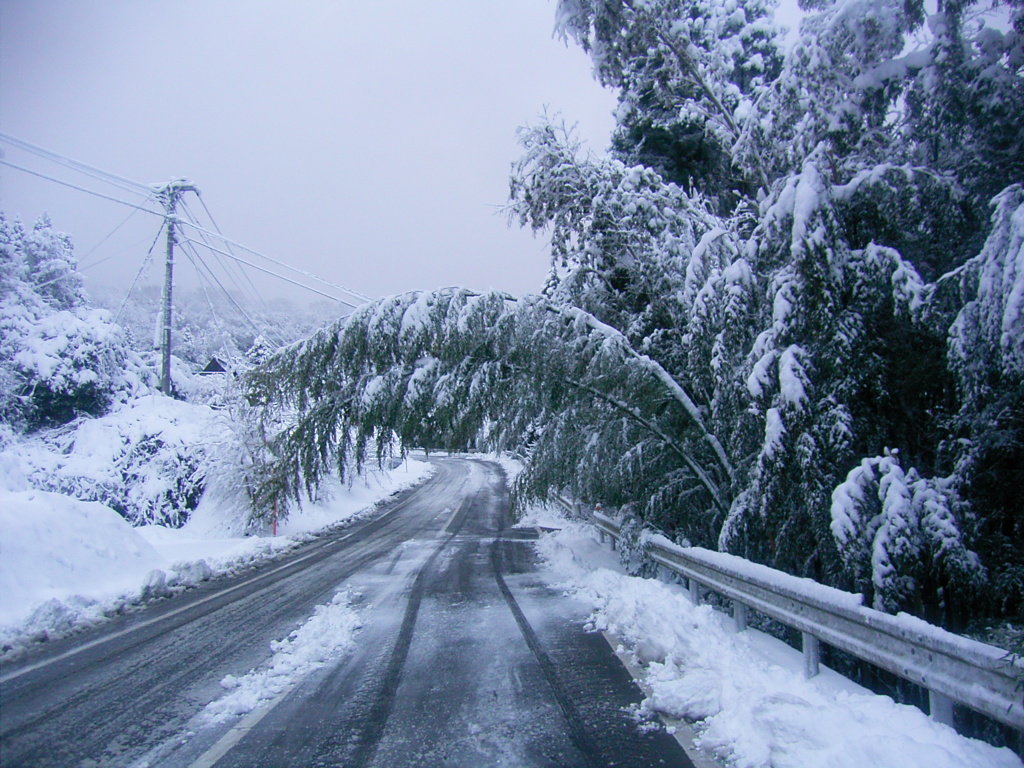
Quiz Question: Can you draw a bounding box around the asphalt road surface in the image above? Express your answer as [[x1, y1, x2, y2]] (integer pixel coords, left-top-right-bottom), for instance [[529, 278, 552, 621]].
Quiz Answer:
[[1, 457, 694, 767]]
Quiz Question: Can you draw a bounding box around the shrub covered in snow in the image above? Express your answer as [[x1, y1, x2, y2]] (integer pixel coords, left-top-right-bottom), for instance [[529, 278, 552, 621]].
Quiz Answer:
[[0, 214, 150, 430], [22, 395, 214, 527]]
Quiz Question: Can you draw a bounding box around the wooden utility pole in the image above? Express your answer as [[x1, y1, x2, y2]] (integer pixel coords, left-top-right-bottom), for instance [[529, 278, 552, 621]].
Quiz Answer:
[[157, 179, 197, 395]]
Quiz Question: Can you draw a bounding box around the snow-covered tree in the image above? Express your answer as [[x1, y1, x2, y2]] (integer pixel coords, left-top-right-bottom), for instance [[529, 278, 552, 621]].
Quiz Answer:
[[15, 213, 85, 310], [945, 185, 1024, 624], [555, 0, 784, 203], [247, 0, 1020, 637], [831, 450, 982, 620], [0, 214, 148, 430], [246, 288, 738, 540]]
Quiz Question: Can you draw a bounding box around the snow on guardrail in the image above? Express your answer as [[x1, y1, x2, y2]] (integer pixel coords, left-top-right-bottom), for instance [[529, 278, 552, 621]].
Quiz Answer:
[[593, 510, 1024, 733]]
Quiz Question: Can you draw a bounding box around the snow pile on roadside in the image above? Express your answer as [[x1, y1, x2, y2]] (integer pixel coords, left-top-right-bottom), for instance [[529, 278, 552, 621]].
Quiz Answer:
[[134, 523, 297, 574], [516, 500, 580, 530], [203, 589, 363, 723], [528, 512, 1023, 768], [0, 489, 167, 632], [485, 452, 525, 486], [0, 458, 433, 660]]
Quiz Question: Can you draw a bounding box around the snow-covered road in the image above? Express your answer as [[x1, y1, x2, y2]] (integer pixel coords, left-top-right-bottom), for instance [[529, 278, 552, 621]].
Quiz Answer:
[[0, 458, 690, 768]]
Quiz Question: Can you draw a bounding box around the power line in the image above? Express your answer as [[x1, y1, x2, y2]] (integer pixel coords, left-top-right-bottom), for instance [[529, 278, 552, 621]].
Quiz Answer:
[[79, 208, 144, 264], [180, 239, 287, 348], [79, 234, 155, 272], [2, 139, 373, 309], [179, 198, 265, 313], [176, 218, 372, 304], [0, 159, 162, 217], [0, 132, 154, 197], [181, 236, 359, 307], [187, 248, 243, 361], [114, 223, 165, 325], [189, 194, 262, 298], [179, 200, 285, 351], [181, 189, 339, 350]]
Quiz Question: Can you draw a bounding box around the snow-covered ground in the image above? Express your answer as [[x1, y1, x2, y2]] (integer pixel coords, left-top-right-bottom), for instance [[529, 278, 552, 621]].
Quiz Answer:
[[0, 458, 433, 660], [520, 505, 1023, 768]]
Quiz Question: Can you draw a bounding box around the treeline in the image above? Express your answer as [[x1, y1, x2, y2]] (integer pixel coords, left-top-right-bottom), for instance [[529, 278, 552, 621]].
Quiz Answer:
[[91, 284, 341, 370], [251, 0, 1021, 647]]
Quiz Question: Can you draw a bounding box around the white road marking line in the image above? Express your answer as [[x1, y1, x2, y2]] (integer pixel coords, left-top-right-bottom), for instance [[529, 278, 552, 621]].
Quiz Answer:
[[444, 505, 461, 532], [186, 682, 297, 768]]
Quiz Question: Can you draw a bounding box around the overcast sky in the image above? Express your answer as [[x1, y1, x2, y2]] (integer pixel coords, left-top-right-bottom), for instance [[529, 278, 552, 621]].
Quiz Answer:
[[0, 1, 621, 306], [1, 1, 799, 308]]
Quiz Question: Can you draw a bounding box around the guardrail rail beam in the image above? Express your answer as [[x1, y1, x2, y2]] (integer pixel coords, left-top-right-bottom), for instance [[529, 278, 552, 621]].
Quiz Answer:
[[591, 509, 1024, 734]]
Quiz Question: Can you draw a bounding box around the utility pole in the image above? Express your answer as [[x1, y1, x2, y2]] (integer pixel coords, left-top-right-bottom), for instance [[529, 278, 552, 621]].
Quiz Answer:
[[157, 179, 197, 395]]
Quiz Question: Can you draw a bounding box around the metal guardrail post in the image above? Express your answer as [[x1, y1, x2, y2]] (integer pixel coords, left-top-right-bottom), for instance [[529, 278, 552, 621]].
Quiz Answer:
[[930, 691, 955, 727], [688, 578, 700, 605], [733, 602, 748, 632], [802, 632, 820, 678]]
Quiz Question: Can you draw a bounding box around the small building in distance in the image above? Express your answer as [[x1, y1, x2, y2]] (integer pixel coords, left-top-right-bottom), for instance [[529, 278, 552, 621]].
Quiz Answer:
[[200, 357, 228, 375]]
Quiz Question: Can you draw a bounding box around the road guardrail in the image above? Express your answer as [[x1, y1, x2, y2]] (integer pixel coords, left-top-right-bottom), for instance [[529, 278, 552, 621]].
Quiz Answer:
[[592, 510, 1024, 732]]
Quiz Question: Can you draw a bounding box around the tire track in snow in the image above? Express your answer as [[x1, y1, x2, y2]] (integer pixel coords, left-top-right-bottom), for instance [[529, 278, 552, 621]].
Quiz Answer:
[[346, 490, 479, 767], [491, 538, 603, 768]]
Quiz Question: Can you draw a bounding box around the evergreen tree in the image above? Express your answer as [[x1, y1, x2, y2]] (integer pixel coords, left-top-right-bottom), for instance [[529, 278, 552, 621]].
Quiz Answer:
[[946, 185, 1024, 625]]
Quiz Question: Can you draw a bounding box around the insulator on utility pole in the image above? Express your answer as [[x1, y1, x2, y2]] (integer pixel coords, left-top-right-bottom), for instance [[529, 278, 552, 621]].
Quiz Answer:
[[156, 179, 197, 395]]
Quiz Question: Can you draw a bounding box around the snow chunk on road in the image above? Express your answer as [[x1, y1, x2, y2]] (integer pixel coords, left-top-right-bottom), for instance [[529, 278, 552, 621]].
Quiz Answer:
[[0, 490, 167, 628], [533, 514, 1022, 768], [202, 589, 363, 723]]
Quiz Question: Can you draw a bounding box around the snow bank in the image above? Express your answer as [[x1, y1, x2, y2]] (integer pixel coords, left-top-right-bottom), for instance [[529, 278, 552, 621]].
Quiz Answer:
[[181, 458, 434, 539], [532, 512, 1022, 768], [0, 489, 167, 628], [0, 459, 433, 660], [280, 459, 433, 536], [484, 452, 525, 486]]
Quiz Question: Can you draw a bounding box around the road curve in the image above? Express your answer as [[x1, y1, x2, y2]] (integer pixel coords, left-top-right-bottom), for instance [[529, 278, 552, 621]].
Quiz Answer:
[[0, 457, 693, 768]]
